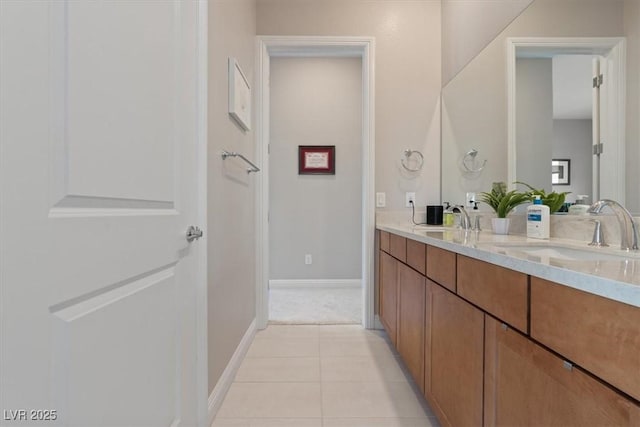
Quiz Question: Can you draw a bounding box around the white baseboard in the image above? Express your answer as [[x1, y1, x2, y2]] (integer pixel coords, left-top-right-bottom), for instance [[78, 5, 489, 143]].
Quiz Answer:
[[374, 314, 384, 330], [269, 279, 362, 289], [208, 318, 256, 426]]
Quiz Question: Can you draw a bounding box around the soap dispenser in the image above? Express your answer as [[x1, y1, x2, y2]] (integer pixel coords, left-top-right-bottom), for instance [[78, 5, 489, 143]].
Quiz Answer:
[[527, 196, 550, 239], [443, 202, 454, 227]]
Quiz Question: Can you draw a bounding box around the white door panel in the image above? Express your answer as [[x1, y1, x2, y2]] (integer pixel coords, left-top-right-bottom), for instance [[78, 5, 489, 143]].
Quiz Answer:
[[1, 1, 204, 426]]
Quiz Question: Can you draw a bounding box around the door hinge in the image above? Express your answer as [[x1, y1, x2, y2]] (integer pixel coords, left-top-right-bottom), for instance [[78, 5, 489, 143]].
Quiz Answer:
[[593, 143, 604, 155], [593, 74, 604, 88], [268, 143, 270, 155]]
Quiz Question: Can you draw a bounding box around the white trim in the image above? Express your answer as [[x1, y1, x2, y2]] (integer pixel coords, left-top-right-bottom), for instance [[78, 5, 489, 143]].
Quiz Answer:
[[207, 319, 257, 426], [269, 279, 362, 289], [374, 314, 384, 330], [255, 36, 376, 330], [195, 2, 209, 426], [506, 37, 625, 201]]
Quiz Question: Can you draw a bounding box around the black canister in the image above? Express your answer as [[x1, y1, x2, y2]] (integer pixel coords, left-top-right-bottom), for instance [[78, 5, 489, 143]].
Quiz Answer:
[[426, 205, 444, 225]]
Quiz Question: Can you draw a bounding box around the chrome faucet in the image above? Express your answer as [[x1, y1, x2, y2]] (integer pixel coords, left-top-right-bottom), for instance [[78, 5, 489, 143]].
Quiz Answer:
[[587, 199, 639, 251], [452, 205, 472, 230]]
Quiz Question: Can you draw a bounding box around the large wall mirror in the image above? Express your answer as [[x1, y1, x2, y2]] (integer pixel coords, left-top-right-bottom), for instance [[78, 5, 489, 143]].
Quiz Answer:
[[441, 0, 638, 213]]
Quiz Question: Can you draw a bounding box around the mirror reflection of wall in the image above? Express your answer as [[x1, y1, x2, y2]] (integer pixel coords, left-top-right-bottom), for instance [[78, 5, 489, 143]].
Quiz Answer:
[[516, 54, 594, 204]]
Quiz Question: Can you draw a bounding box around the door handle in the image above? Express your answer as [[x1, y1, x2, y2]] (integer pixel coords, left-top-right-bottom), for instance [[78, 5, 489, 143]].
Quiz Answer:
[[186, 225, 203, 242]]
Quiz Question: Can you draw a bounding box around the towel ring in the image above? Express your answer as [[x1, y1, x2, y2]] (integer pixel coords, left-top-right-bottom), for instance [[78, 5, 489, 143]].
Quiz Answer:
[[462, 149, 487, 173], [401, 149, 424, 172]]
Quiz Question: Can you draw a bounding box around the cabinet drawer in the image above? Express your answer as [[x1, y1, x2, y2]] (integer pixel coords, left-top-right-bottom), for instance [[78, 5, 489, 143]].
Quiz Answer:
[[531, 277, 640, 401], [426, 245, 456, 292], [457, 256, 528, 333], [406, 239, 426, 275], [380, 230, 390, 253], [485, 316, 640, 426], [389, 234, 407, 262]]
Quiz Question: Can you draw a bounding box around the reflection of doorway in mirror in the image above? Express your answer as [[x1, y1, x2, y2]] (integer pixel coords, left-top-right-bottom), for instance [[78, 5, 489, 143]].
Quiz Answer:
[[507, 37, 626, 206]]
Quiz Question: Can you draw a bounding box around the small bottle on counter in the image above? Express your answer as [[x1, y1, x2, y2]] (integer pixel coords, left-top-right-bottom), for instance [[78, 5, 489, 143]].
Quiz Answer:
[[443, 202, 454, 227], [527, 195, 550, 239]]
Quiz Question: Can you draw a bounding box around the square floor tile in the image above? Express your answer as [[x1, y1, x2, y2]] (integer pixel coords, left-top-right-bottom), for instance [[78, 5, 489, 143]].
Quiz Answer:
[[216, 382, 322, 418], [257, 325, 319, 338], [321, 355, 409, 383], [235, 357, 320, 382], [320, 337, 397, 358], [322, 381, 431, 418], [246, 337, 319, 358]]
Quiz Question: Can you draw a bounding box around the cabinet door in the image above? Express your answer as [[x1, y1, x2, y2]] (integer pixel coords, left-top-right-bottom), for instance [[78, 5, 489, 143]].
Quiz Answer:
[[379, 251, 398, 346], [427, 282, 484, 427], [397, 263, 425, 391], [485, 316, 640, 426]]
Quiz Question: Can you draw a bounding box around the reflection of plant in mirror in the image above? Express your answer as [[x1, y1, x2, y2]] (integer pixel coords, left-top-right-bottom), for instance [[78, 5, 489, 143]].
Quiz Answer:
[[515, 181, 570, 214], [479, 182, 531, 218]]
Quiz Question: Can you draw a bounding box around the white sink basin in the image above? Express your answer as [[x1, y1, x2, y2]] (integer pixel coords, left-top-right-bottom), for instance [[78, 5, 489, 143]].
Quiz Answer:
[[488, 243, 636, 262]]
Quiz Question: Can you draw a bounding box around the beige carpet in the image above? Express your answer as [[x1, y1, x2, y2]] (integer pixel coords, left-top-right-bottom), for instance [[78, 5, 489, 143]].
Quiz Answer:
[[268, 287, 362, 325]]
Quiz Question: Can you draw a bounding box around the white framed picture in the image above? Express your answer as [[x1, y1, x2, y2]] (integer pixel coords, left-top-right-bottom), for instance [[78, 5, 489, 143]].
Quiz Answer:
[[228, 57, 251, 131]]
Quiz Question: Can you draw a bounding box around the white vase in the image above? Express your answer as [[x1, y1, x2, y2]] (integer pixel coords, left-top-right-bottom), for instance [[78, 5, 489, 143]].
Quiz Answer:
[[491, 217, 511, 235]]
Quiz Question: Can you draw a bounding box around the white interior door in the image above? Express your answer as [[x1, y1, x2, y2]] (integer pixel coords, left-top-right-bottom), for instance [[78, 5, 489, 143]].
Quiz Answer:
[[1, 2, 205, 426]]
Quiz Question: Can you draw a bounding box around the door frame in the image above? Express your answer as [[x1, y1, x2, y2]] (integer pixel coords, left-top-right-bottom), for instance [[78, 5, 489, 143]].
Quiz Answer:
[[195, 1, 209, 425], [506, 37, 626, 202], [254, 36, 376, 329]]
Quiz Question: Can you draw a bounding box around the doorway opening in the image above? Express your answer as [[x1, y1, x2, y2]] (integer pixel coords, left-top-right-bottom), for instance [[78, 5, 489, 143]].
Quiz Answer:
[[255, 36, 376, 329]]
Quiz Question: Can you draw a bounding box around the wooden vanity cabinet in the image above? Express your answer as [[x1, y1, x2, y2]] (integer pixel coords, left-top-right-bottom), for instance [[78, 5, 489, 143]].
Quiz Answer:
[[397, 262, 425, 391], [485, 316, 640, 426], [531, 277, 640, 401], [379, 251, 398, 346], [457, 255, 528, 333], [425, 245, 456, 291], [426, 281, 484, 427], [406, 239, 426, 275], [389, 233, 406, 262]]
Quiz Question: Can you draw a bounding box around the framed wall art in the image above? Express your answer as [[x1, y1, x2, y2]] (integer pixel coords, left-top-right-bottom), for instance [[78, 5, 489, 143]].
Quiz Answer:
[[228, 57, 251, 131], [298, 145, 335, 175], [551, 159, 570, 185]]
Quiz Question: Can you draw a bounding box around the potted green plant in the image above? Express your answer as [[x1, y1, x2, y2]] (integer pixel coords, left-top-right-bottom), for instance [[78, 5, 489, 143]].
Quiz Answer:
[[515, 181, 570, 213], [479, 182, 531, 234]]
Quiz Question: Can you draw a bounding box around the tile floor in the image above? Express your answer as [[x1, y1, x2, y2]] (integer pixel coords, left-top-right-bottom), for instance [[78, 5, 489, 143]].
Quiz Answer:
[[269, 288, 362, 324], [213, 325, 440, 427]]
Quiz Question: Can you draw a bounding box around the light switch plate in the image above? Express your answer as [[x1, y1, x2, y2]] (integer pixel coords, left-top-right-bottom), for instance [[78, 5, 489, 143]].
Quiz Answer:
[[376, 192, 386, 208]]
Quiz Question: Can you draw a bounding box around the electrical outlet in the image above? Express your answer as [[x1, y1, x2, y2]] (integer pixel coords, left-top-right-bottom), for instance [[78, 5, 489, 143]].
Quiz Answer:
[[305, 254, 312, 265], [376, 192, 386, 208], [466, 192, 476, 207], [405, 192, 416, 208]]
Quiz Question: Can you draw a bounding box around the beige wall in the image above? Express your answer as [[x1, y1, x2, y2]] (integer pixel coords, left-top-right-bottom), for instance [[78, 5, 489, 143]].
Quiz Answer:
[[625, 0, 640, 212], [441, 0, 534, 86], [207, 0, 256, 394], [441, 0, 623, 208], [269, 57, 362, 280], [258, 0, 442, 210], [516, 58, 553, 192]]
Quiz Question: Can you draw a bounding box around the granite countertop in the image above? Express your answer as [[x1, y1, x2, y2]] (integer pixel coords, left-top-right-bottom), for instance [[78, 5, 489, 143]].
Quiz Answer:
[[377, 222, 640, 309]]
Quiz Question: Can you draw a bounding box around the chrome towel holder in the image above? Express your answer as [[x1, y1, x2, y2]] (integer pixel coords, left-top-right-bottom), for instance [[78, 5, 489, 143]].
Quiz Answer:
[[221, 150, 260, 174], [401, 149, 424, 172]]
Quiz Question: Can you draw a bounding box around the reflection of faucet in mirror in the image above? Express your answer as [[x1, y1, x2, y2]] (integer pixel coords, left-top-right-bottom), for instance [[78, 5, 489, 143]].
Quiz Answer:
[[587, 199, 639, 251]]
